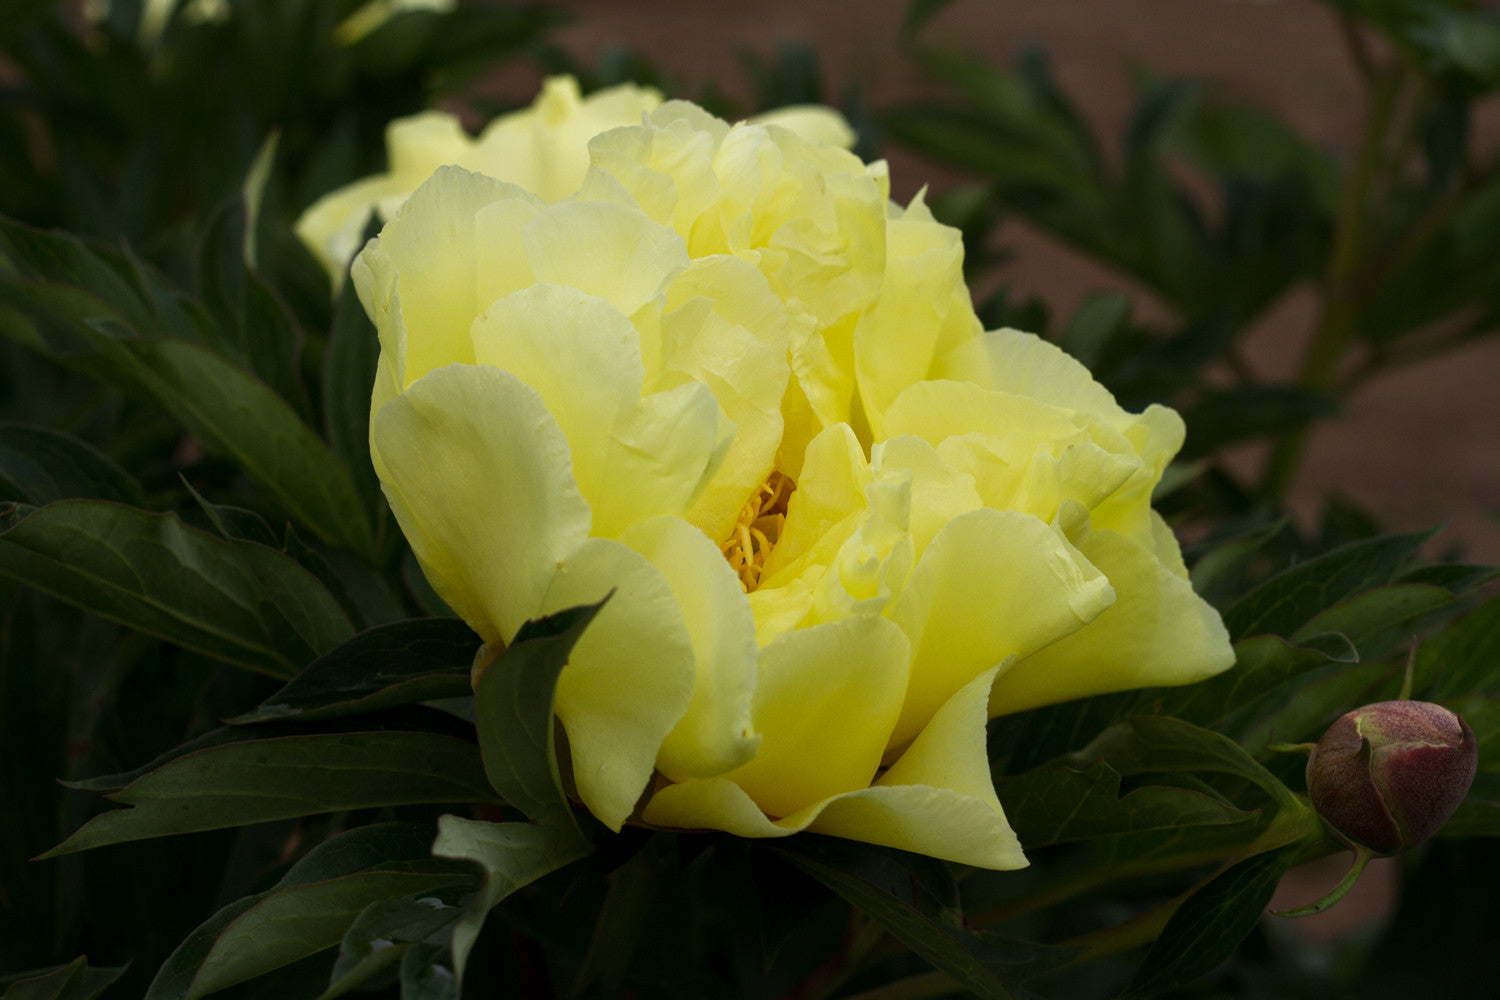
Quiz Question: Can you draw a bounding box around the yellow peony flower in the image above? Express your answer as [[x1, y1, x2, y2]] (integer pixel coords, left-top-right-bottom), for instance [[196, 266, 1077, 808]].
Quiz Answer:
[[353, 97, 1234, 870], [298, 75, 856, 290]]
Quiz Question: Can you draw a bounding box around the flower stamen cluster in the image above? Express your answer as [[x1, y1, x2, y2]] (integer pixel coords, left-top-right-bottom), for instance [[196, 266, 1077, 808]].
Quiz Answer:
[[722, 468, 796, 592]]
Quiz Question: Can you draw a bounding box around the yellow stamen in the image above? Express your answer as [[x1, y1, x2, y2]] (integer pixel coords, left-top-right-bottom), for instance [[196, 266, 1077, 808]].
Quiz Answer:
[[721, 465, 796, 592]]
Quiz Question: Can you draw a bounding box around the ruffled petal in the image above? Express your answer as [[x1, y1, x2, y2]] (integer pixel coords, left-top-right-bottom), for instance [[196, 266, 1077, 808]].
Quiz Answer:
[[369, 363, 592, 643], [364, 166, 518, 385], [724, 615, 911, 819], [539, 537, 697, 831], [621, 517, 760, 781], [889, 507, 1114, 749], [988, 522, 1235, 716], [642, 666, 1025, 870]]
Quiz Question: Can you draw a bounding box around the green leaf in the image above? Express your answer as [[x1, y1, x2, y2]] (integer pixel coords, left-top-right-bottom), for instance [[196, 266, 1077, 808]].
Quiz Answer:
[[772, 837, 1074, 1000], [1422, 594, 1500, 698], [1069, 716, 1296, 809], [232, 618, 478, 724], [1223, 531, 1433, 641], [0, 423, 144, 505], [322, 883, 473, 998], [1121, 846, 1302, 999], [0, 500, 352, 677], [197, 198, 306, 419], [0, 217, 374, 555], [1, 959, 126, 1000], [322, 259, 384, 517], [44, 731, 496, 856], [473, 599, 608, 828], [145, 823, 462, 1000], [431, 815, 593, 988], [79, 333, 374, 555], [995, 759, 1257, 849]]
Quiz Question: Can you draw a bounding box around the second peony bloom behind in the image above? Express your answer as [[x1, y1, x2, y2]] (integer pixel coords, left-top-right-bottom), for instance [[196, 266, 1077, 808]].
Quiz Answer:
[[344, 86, 1236, 869]]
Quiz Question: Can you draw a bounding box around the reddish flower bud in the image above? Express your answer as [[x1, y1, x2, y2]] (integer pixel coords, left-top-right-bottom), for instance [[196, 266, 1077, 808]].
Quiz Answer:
[[1306, 700, 1478, 855]]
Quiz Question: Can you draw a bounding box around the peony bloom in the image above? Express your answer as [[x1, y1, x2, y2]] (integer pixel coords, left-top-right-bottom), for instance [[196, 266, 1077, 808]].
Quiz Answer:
[[299, 75, 854, 289], [352, 96, 1234, 869]]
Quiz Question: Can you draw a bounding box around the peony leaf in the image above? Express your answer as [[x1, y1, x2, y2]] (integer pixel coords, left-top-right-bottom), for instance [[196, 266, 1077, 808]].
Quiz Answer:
[[1223, 530, 1433, 642], [772, 837, 1075, 1000], [322, 254, 385, 517], [321, 883, 473, 998], [1121, 846, 1302, 1000], [1068, 716, 1297, 809], [0, 423, 144, 506], [995, 759, 1258, 849], [43, 731, 496, 857], [473, 599, 608, 828], [0, 957, 126, 1000], [232, 618, 478, 724], [1421, 594, 1500, 699], [143, 823, 465, 1000], [0, 500, 352, 677], [0, 217, 376, 555], [431, 815, 593, 989]]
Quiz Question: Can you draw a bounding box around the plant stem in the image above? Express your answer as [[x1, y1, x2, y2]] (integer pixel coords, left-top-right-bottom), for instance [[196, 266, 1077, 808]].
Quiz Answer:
[[1261, 65, 1408, 501]]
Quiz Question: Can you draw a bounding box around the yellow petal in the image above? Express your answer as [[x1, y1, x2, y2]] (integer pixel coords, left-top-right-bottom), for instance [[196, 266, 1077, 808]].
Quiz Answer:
[[470, 284, 642, 510], [469, 284, 728, 538], [540, 537, 697, 831], [870, 435, 983, 556], [296, 175, 407, 290], [659, 255, 792, 539], [855, 191, 980, 438], [642, 666, 1026, 869], [370, 363, 592, 643], [988, 522, 1235, 716], [621, 517, 760, 780], [726, 615, 911, 818], [889, 507, 1114, 749], [360, 166, 519, 386], [749, 106, 857, 149], [474, 76, 662, 202], [523, 200, 689, 319]]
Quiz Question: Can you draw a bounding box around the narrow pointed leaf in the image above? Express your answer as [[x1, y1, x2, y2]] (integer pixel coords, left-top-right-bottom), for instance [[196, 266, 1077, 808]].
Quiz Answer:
[[473, 599, 608, 828], [1121, 846, 1302, 999], [0, 500, 352, 677], [322, 883, 473, 998], [431, 815, 593, 987], [0, 423, 144, 505], [44, 732, 496, 856], [233, 618, 477, 724]]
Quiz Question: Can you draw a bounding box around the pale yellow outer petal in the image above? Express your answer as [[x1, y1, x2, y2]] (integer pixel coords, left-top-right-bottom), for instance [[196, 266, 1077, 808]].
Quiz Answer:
[[296, 175, 407, 289], [369, 364, 591, 644], [360, 166, 519, 385], [889, 507, 1115, 750], [748, 106, 857, 149], [539, 537, 697, 831], [475, 77, 662, 202], [723, 615, 911, 819], [641, 666, 1025, 870], [988, 521, 1235, 716], [620, 518, 760, 781]]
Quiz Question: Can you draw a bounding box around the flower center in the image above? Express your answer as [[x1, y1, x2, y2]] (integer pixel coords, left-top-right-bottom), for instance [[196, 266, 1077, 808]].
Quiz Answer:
[[721, 466, 796, 592]]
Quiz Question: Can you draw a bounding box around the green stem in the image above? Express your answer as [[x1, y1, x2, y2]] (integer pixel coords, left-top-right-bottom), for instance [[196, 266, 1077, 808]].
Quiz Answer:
[[1271, 846, 1375, 917], [1261, 66, 1407, 501]]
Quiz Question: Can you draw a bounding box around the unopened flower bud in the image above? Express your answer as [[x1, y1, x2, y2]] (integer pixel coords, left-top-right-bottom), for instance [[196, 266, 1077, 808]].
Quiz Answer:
[[1306, 699, 1477, 855]]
